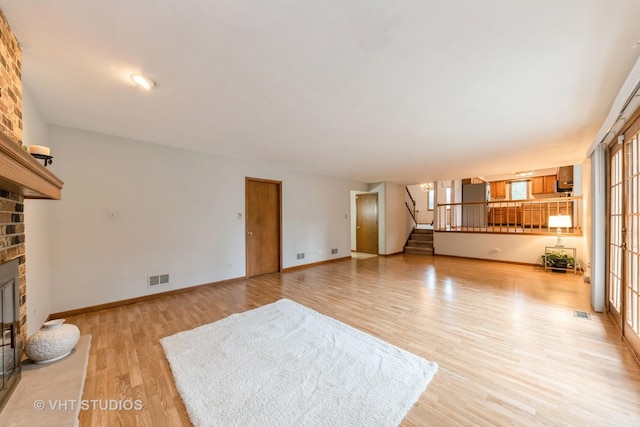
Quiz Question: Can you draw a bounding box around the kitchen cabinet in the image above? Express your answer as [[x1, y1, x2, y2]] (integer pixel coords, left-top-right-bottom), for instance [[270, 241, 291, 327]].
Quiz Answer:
[[548, 202, 573, 217], [488, 206, 521, 225], [531, 175, 556, 195], [489, 181, 506, 199], [522, 204, 547, 227], [521, 202, 573, 227]]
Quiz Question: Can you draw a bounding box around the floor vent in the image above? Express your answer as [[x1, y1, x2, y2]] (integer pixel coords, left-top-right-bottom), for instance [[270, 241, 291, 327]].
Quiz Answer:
[[574, 310, 591, 320]]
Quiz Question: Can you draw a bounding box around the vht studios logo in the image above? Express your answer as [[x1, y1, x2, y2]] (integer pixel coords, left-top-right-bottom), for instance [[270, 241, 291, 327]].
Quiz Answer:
[[34, 399, 143, 411]]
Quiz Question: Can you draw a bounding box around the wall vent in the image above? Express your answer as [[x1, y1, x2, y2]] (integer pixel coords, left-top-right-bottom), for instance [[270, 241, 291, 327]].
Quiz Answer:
[[148, 274, 170, 287]]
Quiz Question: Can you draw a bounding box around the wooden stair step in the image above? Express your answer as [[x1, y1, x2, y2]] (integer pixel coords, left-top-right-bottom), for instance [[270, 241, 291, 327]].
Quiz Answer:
[[412, 228, 433, 234], [404, 247, 434, 255], [410, 233, 433, 241], [407, 240, 433, 247]]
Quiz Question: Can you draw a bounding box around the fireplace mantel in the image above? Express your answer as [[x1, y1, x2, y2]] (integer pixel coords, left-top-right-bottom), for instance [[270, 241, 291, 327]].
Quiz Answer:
[[0, 132, 63, 200]]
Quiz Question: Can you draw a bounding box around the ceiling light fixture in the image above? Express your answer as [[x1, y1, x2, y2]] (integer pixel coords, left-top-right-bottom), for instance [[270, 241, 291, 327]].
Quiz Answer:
[[420, 183, 433, 192], [515, 170, 534, 177], [129, 73, 156, 90]]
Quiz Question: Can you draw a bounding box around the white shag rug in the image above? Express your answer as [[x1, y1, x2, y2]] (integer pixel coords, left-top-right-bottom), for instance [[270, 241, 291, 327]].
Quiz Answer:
[[161, 299, 438, 427]]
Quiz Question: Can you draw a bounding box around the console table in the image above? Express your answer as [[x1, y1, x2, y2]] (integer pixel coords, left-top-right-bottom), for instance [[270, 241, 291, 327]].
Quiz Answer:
[[544, 246, 577, 275]]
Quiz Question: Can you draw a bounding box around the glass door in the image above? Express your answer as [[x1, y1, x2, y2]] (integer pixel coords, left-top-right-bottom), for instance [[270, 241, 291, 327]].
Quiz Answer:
[[609, 143, 624, 329], [624, 133, 640, 353], [608, 123, 640, 358]]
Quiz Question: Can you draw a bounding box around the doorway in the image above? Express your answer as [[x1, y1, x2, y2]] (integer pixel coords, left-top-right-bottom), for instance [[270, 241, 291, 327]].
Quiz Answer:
[[245, 178, 282, 277], [607, 116, 640, 358], [355, 193, 379, 254]]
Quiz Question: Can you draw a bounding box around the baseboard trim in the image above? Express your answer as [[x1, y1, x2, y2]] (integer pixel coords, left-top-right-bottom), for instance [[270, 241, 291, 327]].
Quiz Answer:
[[48, 276, 246, 319], [282, 256, 351, 272], [432, 253, 541, 268]]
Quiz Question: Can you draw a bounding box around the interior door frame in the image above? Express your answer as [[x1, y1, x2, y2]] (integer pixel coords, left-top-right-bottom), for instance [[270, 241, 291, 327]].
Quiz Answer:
[[245, 177, 283, 278], [355, 192, 379, 254], [607, 140, 624, 329], [607, 108, 640, 359]]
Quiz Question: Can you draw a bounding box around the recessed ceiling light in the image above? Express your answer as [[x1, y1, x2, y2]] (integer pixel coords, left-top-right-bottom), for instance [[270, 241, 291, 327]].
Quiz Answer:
[[130, 73, 156, 90]]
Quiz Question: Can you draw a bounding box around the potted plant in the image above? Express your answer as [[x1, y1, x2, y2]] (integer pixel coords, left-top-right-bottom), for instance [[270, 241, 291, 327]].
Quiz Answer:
[[541, 251, 575, 273]]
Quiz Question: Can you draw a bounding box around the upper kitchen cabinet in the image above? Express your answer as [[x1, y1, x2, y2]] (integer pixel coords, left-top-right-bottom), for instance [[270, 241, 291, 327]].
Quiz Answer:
[[531, 175, 556, 195], [490, 180, 506, 199]]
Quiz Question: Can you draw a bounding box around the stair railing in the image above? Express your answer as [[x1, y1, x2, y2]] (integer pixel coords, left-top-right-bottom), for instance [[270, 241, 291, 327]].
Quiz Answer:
[[405, 187, 417, 226]]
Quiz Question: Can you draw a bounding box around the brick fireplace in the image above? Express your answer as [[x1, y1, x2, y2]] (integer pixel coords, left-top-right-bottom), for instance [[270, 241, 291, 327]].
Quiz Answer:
[[0, 8, 63, 410], [0, 7, 26, 351]]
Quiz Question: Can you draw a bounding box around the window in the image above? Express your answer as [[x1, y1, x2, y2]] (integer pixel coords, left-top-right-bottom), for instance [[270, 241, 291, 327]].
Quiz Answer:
[[511, 181, 527, 200], [445, 187, 451, 204], [427, 189, 435, 211]]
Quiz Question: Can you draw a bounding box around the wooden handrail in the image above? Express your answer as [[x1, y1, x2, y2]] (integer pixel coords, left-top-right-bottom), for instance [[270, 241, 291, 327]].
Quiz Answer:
[[435, 196, 583, 234], [405, 187, 417, 226]]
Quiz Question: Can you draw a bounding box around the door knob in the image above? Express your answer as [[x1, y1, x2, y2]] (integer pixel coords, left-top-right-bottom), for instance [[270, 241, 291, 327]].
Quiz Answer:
[[356, 226, 360, 229], [248, 231, 253, 235]]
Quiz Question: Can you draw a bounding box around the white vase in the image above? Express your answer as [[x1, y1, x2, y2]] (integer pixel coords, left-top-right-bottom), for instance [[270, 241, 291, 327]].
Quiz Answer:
[[25, 319, 80, 364]]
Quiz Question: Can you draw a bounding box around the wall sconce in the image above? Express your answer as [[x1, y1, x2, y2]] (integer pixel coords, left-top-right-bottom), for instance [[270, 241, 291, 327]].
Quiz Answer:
[[29, 145, 53, 167], [548, 215, 572, 247]]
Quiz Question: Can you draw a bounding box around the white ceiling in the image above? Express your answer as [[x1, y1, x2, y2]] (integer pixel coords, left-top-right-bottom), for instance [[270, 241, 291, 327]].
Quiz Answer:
[[2, 0, 640, 185]]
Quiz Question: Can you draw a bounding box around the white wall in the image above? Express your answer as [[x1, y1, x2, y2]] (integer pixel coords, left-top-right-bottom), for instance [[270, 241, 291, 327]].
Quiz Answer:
[[384, 182, 415, 255], [22, 88, 52, 336], [434, 232, 585, 267], [47, 125, 366, 312], [407, 184, 434, 224]]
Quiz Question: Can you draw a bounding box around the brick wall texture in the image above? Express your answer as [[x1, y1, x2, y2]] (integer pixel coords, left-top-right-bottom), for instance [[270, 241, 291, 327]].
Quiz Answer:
[[0, 190, 26, 347], [0, 9, 26, 347], [0, 8, 22, 145]]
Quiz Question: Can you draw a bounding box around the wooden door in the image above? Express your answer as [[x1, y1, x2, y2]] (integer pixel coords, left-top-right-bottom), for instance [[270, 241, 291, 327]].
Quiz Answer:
[[356, 193, 378, 254], [246, 178, 281, 277]]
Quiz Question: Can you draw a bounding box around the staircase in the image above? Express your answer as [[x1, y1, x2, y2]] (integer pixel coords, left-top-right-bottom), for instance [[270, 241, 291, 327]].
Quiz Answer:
[[404, 228, 434, 255]]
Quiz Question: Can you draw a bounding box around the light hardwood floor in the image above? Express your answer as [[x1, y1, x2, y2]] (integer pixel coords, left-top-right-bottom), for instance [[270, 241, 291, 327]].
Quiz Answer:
[[70, 254, 640, 426]]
